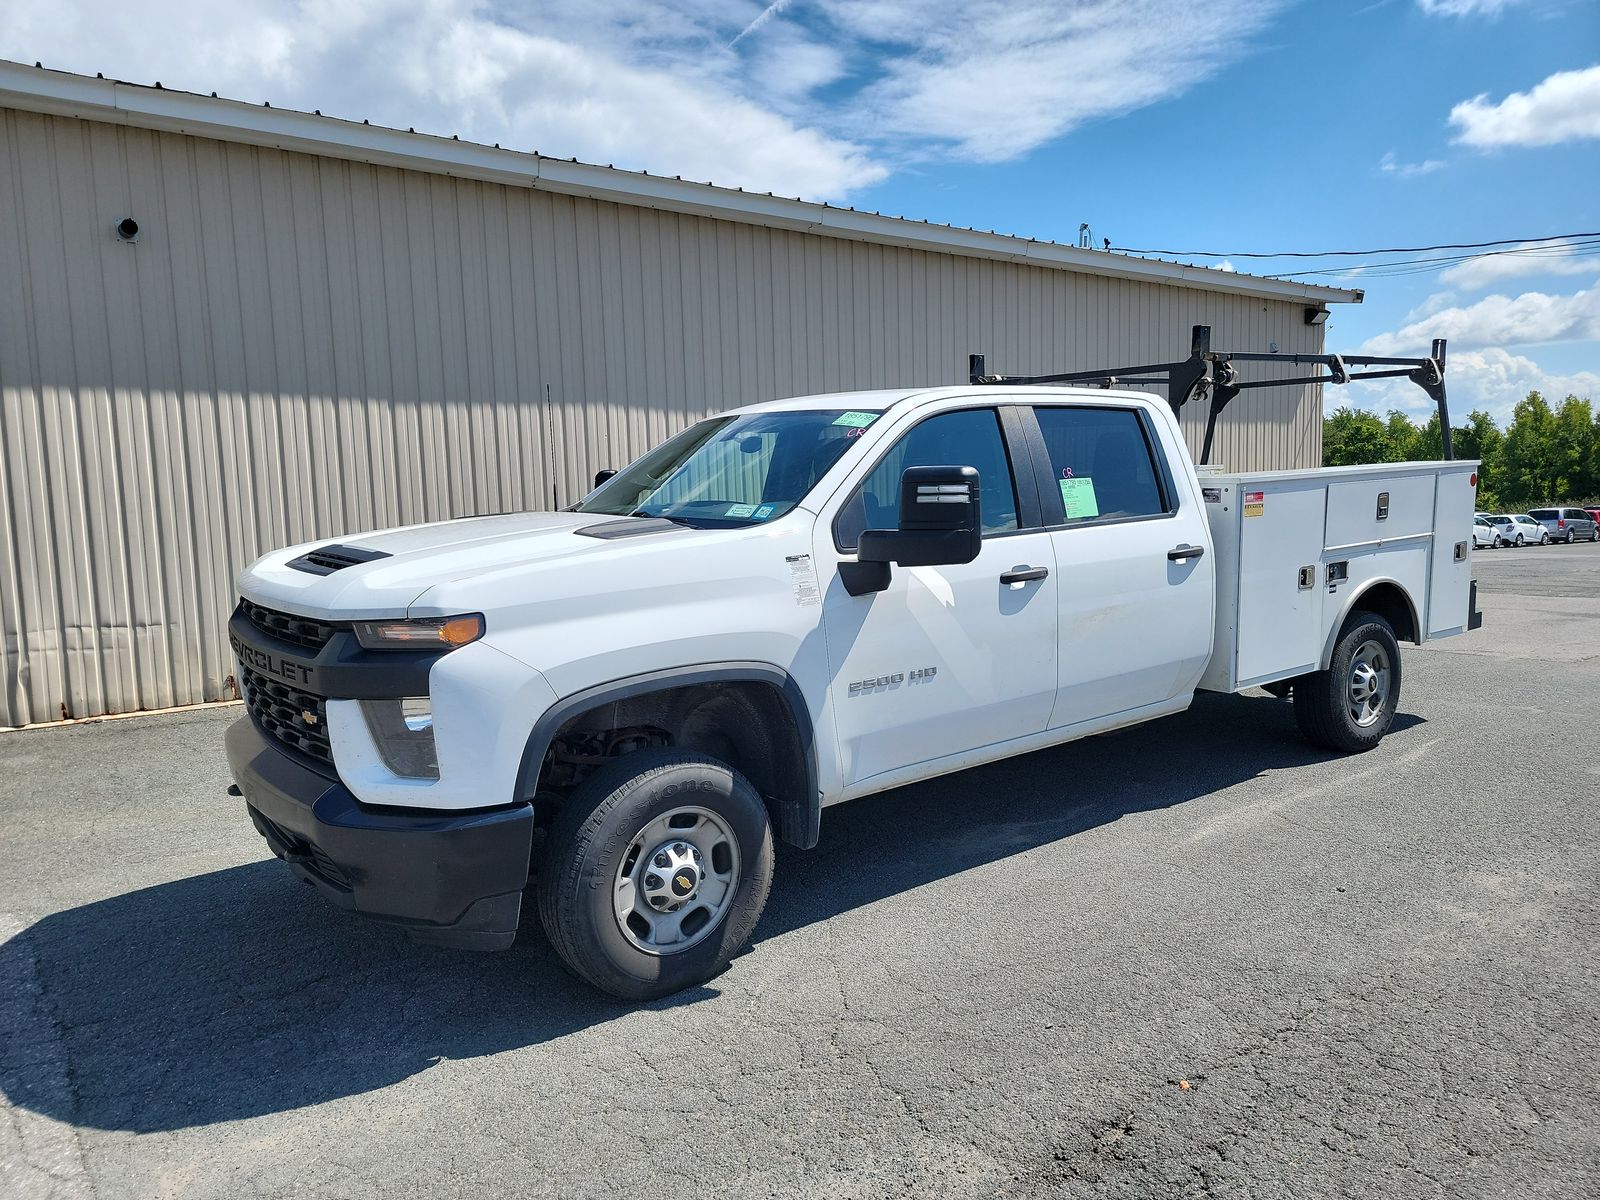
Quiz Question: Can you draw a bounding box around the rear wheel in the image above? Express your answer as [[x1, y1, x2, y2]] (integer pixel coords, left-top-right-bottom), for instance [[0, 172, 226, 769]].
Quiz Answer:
[[1293, 614, 1401, 753], [1515, 533, 1525, 546], [537, 749, 773, 1000]]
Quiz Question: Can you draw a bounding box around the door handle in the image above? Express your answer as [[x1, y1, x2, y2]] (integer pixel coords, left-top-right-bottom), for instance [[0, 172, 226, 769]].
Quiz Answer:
[[1167, 544, 1205, 562], [1000, 566, 1049, 584]]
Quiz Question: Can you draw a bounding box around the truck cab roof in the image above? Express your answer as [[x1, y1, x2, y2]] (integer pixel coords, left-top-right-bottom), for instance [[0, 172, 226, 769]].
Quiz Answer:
[[722, 384, 1165, 418]]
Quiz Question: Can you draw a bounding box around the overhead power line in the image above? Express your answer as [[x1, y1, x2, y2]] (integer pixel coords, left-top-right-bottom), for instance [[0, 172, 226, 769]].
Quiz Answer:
[[1110, 233, 1600, 259], [1265, 238, 1600, 280]]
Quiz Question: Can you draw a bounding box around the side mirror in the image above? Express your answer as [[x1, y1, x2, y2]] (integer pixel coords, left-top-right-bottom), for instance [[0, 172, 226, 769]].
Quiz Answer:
[[593, 468, 617, 489], [841, 466, 982, 596]]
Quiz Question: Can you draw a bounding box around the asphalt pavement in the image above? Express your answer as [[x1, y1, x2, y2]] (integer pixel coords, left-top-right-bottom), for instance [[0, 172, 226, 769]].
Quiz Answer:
[[2, 545, 1597, 1199]]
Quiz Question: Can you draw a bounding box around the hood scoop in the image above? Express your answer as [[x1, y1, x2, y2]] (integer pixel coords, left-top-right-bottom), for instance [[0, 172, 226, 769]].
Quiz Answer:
[[288, 543, 393, 576], [574, 518, 684, 540]]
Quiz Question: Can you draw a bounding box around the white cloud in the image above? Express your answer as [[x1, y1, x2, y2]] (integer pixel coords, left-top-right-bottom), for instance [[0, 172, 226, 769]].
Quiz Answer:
[[821, 0, 1287, 162], [1360, 280, 1600, 355], [1439, 240, 1600, 289], [1449, 64, 1600, 148], [2, 0, 1295, 200], [0, 0, 885, 200], [1379, 150, 1445, 176], [1341, 347, 1600, 425], [1416, 0, 1529, 15]]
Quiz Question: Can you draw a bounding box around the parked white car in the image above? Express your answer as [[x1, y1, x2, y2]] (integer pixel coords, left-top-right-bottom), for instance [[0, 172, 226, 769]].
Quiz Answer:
[[1492, 514, 1547, 546], [1472, 515, 1500, 549]]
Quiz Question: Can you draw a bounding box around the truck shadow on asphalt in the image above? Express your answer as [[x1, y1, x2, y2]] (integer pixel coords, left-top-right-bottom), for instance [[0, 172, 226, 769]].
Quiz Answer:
[[0, 692, 1422, 1133]]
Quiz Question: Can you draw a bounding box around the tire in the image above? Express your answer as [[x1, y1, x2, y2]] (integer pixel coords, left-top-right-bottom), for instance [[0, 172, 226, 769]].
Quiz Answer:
[[1515, 534, 1525, 546], [1293, 613, 1402, 753], [536, 748, 774, 1000], [1565, 532, 1574, 544]]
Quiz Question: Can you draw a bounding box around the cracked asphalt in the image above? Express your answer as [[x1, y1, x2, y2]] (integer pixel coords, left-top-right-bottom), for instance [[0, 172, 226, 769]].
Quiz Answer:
[[3, 545, 1597, 1199]]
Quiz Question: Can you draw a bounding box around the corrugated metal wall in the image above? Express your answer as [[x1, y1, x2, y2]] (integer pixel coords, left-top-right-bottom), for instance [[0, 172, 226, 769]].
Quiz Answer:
[[0, 108, 1324, 726]]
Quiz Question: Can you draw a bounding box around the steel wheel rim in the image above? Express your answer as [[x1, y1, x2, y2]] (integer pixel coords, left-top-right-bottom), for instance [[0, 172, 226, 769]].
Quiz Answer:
[[1347, 639, 1391, 728], [613, 806, 741, 956]]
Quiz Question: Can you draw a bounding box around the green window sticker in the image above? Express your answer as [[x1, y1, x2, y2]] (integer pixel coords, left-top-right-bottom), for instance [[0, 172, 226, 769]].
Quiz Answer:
[[832, 411, 879, 428], [1059, 477, 1099, 519], [725, 503, 758, 518]]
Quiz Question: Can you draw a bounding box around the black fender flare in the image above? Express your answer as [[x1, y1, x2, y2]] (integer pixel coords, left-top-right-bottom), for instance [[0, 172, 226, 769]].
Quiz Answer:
[[514, 662, 821, 849]]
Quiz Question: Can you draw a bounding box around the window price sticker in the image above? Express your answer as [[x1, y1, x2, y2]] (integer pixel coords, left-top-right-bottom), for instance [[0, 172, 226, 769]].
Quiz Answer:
[[1059, 476, 1099, 519]]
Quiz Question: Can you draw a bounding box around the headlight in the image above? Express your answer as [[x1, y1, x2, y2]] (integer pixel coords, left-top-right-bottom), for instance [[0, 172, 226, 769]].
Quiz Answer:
[[361, 697, 438, 778], [353, 614, 484, 651]]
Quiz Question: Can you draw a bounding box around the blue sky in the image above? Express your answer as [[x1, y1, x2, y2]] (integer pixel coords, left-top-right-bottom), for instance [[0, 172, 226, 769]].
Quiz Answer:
[[5, 0, 1597, 422]]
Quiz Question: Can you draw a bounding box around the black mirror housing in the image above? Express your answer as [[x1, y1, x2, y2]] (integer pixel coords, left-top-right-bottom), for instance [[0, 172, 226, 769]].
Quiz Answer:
[[593, 468, 617, 489], [857, 465, 982, 568]]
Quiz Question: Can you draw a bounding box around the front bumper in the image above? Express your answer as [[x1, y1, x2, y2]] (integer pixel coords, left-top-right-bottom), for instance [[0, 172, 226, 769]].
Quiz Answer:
[[226, 716, 534, 950]]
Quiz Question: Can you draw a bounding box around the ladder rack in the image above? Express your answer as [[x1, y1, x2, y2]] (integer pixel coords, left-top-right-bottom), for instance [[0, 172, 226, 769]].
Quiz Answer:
[[968, 325, 1451, 464]]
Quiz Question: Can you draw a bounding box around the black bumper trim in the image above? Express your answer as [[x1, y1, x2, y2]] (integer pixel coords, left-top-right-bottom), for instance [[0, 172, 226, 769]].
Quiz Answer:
[[226, 716, 533, 950]]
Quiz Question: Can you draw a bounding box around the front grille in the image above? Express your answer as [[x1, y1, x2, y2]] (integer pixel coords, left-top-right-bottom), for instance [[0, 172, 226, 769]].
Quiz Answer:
[[241, 664, 334, 767], [240, 598, 341, 652]]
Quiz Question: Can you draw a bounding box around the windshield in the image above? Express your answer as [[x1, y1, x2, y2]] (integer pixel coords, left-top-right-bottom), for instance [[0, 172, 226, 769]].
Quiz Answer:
[[574, 408, 881, 526]]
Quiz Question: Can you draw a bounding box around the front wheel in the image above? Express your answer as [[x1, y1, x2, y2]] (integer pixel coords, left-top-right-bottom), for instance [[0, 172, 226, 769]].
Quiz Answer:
[[1293, 614, 1402, 753], [536, 749, 774, 1000]]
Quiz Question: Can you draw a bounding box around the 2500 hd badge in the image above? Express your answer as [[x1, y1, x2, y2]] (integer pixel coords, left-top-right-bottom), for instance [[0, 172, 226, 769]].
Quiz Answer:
[[847, 666, 937, 695]]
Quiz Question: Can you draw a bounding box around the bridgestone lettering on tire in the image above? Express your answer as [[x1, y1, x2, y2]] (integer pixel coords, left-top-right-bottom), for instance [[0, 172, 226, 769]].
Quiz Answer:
[[536, 749, 774, 1000], [1292, 613, 1402, 753]]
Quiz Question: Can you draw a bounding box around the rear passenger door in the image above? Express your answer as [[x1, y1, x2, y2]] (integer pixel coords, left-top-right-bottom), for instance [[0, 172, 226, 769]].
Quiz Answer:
[[1022, 402, 1215, 729]]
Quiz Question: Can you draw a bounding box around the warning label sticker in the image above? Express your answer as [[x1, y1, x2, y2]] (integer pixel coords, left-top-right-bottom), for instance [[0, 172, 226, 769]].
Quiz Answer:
[[1243, 490, 1265, 518], [785, 553, 821, 606]]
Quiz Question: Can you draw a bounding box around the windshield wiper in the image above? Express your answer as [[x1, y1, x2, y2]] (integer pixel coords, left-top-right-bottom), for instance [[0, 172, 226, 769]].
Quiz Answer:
[[629, 509, 693, 526]]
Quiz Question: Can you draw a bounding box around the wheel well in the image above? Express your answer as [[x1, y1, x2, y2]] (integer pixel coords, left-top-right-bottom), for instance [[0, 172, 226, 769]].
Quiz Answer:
[[1345, 581, 1419, 644], [532, 680, 816, 849]]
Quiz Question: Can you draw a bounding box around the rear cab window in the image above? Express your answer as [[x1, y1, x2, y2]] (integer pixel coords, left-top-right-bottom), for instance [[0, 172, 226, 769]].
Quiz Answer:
[[1030, 405, 1174, 526]]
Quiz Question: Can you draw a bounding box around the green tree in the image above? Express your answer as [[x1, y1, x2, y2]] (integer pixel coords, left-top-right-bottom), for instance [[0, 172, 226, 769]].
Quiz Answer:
[[1323, 406, 1390, 465], [1384, 411, 1421, 462], [1453, 410, 1504, 508], [1498, 392, 1558, 507], [1551, 395, 1596, 500], [1416, 413, 1443, 460]]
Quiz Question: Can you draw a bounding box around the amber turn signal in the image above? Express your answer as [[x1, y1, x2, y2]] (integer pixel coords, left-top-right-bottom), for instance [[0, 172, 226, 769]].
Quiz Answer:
[[353, 614, 485, 650]]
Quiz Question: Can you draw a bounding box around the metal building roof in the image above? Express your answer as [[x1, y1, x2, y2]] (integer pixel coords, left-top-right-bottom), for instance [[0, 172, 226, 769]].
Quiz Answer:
[[0, 58, 1362, 308]]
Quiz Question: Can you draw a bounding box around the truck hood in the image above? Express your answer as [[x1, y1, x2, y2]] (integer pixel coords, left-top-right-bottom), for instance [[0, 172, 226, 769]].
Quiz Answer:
[[237, 512, 696, 618]]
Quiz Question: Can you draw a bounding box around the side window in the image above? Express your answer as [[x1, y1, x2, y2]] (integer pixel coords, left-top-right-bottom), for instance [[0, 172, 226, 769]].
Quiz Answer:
[[835, 409, 1019, 550], [1032, 406, 1170, 523]]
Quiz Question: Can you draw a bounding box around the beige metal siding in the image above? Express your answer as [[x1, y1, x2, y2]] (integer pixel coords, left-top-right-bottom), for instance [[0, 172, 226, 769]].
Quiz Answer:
[[0, 108, 1324, 726]]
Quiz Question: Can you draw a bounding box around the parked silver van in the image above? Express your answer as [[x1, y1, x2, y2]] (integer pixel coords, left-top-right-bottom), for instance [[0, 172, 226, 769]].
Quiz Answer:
[[1528, 507, 1599, 544]]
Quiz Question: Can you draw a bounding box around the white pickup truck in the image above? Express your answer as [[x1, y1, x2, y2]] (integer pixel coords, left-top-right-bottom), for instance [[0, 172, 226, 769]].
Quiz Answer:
[[226, 384, 1482, 998]]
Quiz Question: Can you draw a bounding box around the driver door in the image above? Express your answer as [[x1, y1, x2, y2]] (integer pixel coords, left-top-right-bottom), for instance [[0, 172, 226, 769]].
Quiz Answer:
[[815, 406, 1059, 788]]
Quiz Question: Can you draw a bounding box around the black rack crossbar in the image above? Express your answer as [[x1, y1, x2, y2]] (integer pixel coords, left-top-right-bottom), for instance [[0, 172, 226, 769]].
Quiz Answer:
[[969, 325, 1451, 464]]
